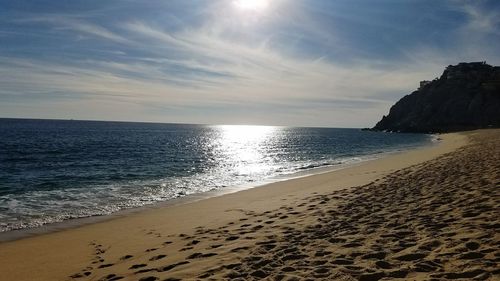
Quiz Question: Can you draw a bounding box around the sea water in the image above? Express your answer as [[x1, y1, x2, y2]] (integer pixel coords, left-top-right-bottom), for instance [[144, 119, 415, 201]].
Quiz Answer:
[[0, 119, 432, 232]]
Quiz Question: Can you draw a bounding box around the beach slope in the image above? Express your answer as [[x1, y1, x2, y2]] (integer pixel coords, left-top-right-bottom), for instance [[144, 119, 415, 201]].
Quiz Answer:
[[1, 130, 499, 280]]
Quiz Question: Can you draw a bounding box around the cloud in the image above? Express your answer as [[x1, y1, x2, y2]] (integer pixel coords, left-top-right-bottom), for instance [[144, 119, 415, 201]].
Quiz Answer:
[[64, 20, 129, 43], [458, 1, 500, 35], [15, 16, 129, 43], [0, 28, 438, 127], [1, 0, 500, 127]]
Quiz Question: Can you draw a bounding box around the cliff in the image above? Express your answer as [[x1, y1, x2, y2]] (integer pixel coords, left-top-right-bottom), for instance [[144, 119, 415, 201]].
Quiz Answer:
[[372, 62, 500, 133]]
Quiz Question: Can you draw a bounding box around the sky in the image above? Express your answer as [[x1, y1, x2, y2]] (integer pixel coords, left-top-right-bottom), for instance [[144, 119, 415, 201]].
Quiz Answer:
[[1, 0, 499, 127]]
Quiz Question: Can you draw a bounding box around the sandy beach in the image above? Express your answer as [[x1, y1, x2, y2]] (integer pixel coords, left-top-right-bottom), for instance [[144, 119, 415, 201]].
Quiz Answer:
[[0, 129, 498, 281]]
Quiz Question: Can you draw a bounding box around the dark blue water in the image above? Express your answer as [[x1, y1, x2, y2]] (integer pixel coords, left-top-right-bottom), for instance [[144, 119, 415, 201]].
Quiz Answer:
[[0, 118, 433, 232]]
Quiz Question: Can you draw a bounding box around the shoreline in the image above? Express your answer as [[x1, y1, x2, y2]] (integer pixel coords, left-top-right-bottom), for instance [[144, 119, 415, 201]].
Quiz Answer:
[[0, 135, 435, 242], [0, 131, 469, 281]]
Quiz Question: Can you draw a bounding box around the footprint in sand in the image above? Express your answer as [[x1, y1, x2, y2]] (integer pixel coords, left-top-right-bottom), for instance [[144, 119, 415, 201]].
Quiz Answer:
[[129, 263, 147, 269], [119, 255, 133, 260], [98, 263, 114, 269], [149, 254, 167, 261], [138, 277, 158, 281]]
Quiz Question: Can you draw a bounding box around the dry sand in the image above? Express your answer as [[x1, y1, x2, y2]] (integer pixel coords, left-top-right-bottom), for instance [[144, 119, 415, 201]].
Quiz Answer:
[[0, 129, 498, 281]]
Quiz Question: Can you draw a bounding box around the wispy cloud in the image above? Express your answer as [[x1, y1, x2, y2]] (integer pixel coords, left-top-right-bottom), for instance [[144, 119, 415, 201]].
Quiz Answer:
[[15, 16, 129, 43], [0, 29, 437, 127], [457, 1, 500, 35], [1, 0, 499, 126]]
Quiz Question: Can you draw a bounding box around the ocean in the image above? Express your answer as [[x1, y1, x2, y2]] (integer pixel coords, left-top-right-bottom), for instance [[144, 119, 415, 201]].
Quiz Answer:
[[0, 118, 433, 233]]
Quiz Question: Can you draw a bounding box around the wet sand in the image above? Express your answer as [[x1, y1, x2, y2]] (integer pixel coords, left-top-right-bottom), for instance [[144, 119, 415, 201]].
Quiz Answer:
[[1, 130, 498, 281]]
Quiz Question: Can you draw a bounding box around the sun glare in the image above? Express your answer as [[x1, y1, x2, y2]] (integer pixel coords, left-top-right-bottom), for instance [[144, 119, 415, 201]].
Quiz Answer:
[[234, 0, 269, 11], [216, 125, 277, 175]]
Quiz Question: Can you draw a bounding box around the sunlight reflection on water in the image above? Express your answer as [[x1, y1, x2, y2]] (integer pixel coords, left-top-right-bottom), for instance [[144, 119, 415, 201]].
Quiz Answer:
[[215, 125, 279, 176]]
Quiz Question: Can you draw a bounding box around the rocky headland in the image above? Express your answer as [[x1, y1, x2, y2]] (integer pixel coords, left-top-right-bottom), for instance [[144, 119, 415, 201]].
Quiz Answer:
[[372, 62, 500, 133]]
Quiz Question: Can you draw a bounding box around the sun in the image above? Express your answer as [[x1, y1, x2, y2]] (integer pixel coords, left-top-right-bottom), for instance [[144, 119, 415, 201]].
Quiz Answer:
[[233, 0, 269, 11]]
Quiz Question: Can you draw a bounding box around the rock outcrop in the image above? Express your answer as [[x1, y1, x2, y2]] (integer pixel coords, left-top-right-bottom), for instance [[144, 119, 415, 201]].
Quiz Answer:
[[372, 62, 500, 133]]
